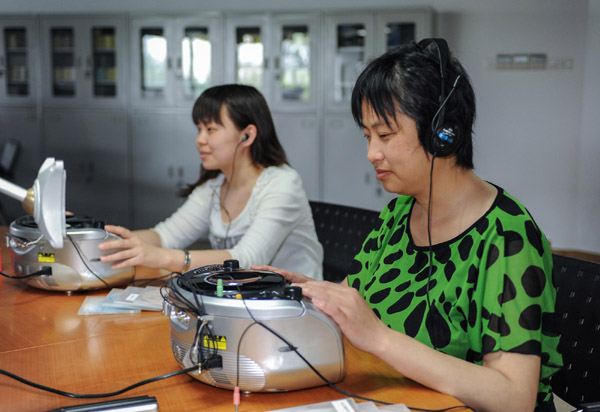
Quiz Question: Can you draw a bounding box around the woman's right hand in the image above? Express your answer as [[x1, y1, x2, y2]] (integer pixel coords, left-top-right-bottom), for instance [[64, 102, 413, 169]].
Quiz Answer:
[[99, 224, 166, 270], [251, 265, 313, 284]]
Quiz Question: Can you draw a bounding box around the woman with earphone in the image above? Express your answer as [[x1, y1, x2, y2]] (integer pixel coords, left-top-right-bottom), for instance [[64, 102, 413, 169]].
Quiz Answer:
[[255, 40, 561, 412], [99, 84, 323, 280]]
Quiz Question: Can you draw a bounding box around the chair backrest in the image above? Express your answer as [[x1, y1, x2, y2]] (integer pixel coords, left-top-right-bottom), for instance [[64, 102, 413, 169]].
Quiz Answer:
[[550, 253, 600, 406], [309, 201, 380, 283]]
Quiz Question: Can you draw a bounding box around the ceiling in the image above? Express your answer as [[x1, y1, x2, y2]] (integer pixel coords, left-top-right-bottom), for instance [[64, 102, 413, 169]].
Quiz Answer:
[[0, 0, 580, 15]]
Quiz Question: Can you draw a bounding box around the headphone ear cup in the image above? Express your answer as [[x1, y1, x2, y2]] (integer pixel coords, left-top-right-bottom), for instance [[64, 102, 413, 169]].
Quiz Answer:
[[432, 124, 460, 157]]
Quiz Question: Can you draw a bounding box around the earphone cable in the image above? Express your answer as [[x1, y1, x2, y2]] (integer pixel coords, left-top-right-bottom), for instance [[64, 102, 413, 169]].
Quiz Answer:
[[221, 139, 244, 249], [430, 75, 461, 136], [425, 154, 437, 351]]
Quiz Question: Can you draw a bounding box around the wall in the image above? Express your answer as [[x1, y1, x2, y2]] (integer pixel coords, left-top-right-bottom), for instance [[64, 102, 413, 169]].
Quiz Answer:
[[575, 1, 600, 252], [432, 3, 593, 251]]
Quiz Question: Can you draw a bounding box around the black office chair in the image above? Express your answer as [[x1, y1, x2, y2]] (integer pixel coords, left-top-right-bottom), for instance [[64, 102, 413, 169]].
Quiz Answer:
[[551, 253, 600, 408], [309, 201, 381, 283]]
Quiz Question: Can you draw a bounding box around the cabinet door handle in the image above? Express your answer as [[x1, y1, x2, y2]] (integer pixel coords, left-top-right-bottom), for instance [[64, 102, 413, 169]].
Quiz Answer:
[[85, 57, 91, 79], [175, 57, 183, 78], [176, 166, 184, 189]]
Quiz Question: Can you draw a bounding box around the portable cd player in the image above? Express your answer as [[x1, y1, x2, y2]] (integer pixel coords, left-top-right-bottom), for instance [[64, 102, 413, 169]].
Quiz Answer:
[[6, 214, 135, 292], [163, 260, 345, 392]]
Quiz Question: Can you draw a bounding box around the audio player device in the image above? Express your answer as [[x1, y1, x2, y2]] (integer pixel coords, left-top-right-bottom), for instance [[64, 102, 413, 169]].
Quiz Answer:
[[6, 214, 135, 292], [163, 260, 345, 392]]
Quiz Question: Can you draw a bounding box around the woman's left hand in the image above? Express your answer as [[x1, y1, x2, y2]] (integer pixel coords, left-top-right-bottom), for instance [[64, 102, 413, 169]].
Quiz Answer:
[[299, 280, 389, 353]]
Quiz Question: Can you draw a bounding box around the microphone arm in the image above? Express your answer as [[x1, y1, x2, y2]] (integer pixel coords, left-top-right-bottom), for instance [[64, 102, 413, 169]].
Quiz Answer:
[[0, 178, 34, 215]]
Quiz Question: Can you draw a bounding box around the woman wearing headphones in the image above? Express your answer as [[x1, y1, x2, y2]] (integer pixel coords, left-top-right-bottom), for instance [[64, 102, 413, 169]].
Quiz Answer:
[[100, 84, 323, 280], [256, 41, 561, 412]]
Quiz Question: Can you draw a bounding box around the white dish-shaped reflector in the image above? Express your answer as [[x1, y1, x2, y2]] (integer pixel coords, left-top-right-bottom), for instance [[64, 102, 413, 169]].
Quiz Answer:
[[0, 157, 66, 248]]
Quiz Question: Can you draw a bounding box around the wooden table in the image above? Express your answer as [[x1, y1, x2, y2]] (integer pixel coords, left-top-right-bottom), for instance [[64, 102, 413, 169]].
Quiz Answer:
[[0, 238, 466, 412]]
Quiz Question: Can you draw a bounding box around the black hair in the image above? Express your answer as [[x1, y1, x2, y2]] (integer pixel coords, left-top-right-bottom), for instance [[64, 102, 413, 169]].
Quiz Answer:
[[351, 40, 475, 169], [180, 84, 288, 197]]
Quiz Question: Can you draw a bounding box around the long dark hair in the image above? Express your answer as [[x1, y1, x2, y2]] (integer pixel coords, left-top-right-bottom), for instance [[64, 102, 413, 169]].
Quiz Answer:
[[179, 84, 288, 197]]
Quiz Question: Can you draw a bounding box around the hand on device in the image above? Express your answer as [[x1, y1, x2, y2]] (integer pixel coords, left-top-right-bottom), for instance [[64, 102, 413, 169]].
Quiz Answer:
[[99, 225, 166, 270], [251, 264, 313, 284]]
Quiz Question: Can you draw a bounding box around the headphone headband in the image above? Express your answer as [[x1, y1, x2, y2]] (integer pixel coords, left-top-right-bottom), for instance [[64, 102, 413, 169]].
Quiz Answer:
[[418, 38, 460, 157], [418, 38, 450, 99]]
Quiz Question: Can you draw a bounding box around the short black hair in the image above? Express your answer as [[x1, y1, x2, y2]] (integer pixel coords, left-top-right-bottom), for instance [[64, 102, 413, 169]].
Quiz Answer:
[[351, 40, 475, 169], [181, 84, 288, 196]]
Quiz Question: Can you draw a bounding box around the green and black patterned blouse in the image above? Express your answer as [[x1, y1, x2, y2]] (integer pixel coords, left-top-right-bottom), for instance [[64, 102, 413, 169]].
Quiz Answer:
[[347, 185, 562, 409]]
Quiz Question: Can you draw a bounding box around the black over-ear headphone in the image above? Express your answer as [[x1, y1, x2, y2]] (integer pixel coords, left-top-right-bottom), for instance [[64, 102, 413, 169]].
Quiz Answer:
[[418, 38, 462, 157]]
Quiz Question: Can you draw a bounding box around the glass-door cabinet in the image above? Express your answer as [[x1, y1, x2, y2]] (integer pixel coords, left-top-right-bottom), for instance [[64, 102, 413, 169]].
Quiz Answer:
[[323, 14, 374, 112], [175, 16, 223, 104], [225, 15, 271, 101], [324, 10, 432, 112], [0, 18, 37, 105], [225, 14, 319, 111], [41, 16, 127, 107], [130, 15, 222, 107], [270, 14, 319, 111]]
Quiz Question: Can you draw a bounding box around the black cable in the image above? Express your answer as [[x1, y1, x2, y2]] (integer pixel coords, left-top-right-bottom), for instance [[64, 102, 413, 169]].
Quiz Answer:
[[425, 154, 437, 351], [161, 269, 220, 366], [221, 139, 244, 249], [0, 365, 197, 399], [66, 234, 112, 289], [0, 266, 52, 279]]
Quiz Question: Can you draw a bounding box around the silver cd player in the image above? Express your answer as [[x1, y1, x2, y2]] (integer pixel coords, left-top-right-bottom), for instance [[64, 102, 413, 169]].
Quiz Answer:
[[163, 260, 345, 392], [6, 214, 135, 292]]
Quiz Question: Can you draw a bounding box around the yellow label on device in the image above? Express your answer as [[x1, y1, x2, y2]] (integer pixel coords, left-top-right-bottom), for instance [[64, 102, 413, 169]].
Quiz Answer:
[[203, 335, 227, 350], [38, 253, 56, 263]]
